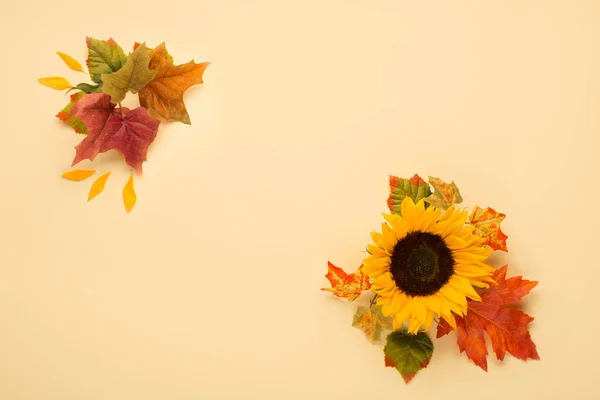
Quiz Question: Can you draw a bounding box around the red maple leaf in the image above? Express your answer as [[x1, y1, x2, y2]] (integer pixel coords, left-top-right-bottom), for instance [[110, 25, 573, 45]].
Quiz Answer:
[[436, 265, 539, 371], [321, 262, 371, 301], [69, 93, 160, 173]]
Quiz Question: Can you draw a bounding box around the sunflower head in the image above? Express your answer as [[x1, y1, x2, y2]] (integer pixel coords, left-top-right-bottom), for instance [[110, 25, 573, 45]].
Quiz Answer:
[[363, 197, 495, 334]]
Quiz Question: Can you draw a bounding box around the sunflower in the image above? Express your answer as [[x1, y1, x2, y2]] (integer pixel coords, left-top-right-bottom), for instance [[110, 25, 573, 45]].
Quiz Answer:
[[362, 197, 495, 334]]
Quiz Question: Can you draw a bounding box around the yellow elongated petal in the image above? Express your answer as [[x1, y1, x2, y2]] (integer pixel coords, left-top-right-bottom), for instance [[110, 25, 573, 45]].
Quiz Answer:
[[381, 223, 397, 251], [424, 309, 435, 331], [418, 294, 442, 315], [413, 205, 441, 232], [382, 212, 401, 225], [440, 311, 457, 329], [408, 317, 421, 334], [394, 297, 414, 324], [448, 276, 481, 301], [57, 52, 84, 72], [370, 231, 383, 244], [123, 173, 137, 213], [400, 197, 417, 228], [61, 169, 95, 181], [38, 76, 72, 90], [367, 244, 389, 257], [88, 172, 111, 201], [414, 301, 427, 325]]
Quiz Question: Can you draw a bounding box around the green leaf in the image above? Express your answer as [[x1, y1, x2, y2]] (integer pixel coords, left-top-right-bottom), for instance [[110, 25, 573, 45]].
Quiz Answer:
[[387, 174, 432, 215], [101, 43, 157, 104], [56, 91, 87, 134], [86, 37, 127, 84], [423, 176, 463, 210], [352, 305, 393, 343], [383, 330, 433, 383], [74, 82, 103, 93]]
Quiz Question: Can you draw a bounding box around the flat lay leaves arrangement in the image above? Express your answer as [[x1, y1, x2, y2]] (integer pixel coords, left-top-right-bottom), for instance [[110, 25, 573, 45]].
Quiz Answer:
[[39, 37, 210, 212], [322, 174, 539, 383]]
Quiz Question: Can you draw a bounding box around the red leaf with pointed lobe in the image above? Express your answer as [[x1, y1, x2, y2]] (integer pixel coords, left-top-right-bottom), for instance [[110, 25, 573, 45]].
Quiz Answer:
[[69, 93, 160, 173], [436, 265, 539, 371]]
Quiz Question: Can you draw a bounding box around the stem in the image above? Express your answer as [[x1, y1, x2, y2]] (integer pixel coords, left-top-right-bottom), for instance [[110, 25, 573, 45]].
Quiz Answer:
[[119, 102, 124, 117], [369, 294, 379, 308]]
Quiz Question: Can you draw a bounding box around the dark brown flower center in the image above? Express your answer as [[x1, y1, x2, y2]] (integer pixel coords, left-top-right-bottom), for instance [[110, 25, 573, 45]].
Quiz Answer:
[[390, 231, 455, 297]]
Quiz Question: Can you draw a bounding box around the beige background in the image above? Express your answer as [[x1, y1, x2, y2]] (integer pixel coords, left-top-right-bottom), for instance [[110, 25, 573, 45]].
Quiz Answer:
[[1, 0, 599, 399]]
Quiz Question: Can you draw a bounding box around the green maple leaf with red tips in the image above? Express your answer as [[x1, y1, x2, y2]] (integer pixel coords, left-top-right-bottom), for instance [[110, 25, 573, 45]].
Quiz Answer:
[[387, 174, 432, 215], [321, 262, 371, 301], [384, 330, 433, 383], [468, 206, 509, 252], [56, 92, 87, 134], [436, 265, 539, 371]]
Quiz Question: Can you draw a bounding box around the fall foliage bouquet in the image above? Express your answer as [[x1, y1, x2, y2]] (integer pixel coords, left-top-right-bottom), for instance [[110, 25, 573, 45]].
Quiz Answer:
[[322, 174, 539, 383], [39, 38, 210, 212]]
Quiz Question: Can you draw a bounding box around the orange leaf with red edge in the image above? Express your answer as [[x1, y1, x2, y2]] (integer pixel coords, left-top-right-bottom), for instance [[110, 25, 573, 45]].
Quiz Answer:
[[468, 206, 509, 251], [436, 265, 539, 371], [321, 262, 371, 301]]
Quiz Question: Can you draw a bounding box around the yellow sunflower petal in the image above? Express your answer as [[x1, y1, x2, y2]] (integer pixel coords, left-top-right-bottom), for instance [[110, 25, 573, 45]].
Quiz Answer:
[[381, 223, 397, 251], [408, 317, 421, 334], [440, 311, 457, 329], [382, 213, 401, 227], [400, 197, 417, 227], [448, 276, 481, 301], [424, 309, 435, 331], [394, 297, 414, 324]]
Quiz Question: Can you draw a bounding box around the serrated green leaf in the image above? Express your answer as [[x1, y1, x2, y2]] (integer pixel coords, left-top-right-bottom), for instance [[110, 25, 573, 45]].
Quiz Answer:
[[352, 305, 393, 343], [86, 37, 127, 84], [56, 91, 87, 134], [383, 330, 433, 383], [101, 43, 157, 104], [423, 176, 463, 210], [387, 174, 432, 215]]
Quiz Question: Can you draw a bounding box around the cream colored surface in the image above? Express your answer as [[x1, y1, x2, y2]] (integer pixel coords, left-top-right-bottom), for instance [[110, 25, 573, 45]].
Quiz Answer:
[[1, 1, 599, 399]]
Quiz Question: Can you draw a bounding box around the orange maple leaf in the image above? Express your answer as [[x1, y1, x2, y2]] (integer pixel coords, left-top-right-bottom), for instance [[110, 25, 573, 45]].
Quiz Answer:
[[138, 43, 210, 124], [468, 206, 509, 252], [321, 262, 371, 301], [436, 265, 539, 371]]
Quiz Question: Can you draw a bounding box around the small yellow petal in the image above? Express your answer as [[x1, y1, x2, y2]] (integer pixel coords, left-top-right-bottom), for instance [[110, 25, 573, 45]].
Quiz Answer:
[[123, 173, 137, 213], [424, 309, 435, 331], [61, 169, 95, 181], [449, 276, 481, 301], [394, 297, 414, 325], [440, 312, 457, 329], [400, 197, 416, 227], [38, 76, 72, 90], [413, 301, 427, 324], [408, 317, 421, 334], [88, 172, 111, 201], [57, 52, 84, 72]]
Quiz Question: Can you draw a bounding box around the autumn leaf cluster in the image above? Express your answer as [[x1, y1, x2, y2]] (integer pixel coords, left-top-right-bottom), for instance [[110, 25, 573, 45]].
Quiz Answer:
[[39, 37, 210, 212], [322, 174, 539, 383]]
